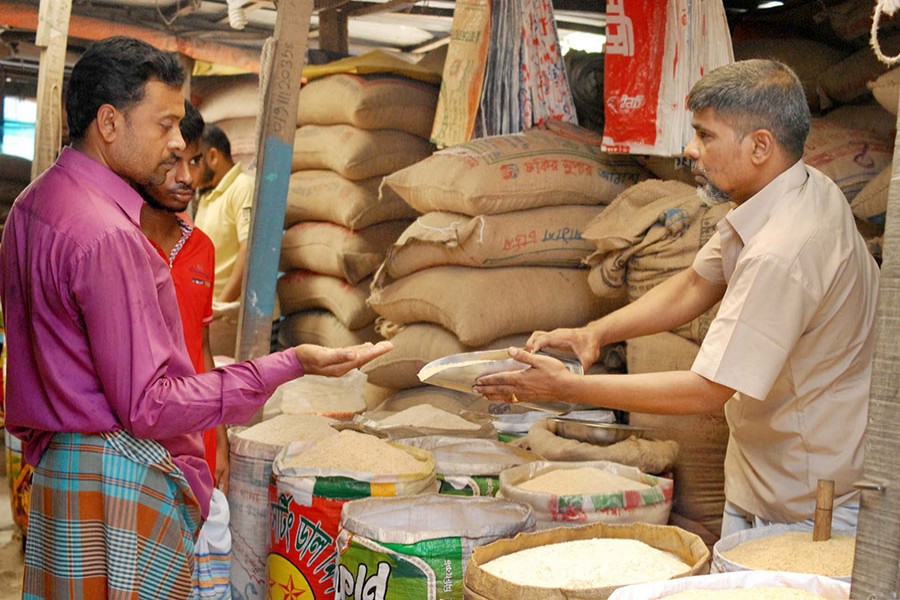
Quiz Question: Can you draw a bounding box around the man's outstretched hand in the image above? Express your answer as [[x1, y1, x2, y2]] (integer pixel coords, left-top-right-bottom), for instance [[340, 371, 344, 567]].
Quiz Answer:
[[294, 341, 393, 377]]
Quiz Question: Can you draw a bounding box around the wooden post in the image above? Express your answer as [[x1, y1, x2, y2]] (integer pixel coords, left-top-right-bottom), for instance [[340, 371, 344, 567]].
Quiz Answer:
[[31, 0, 72, 179], [812, 479, 834, 542], [849, 101, 900, 597], [235, 0, 314, 402], [318, 8, 349, 54]]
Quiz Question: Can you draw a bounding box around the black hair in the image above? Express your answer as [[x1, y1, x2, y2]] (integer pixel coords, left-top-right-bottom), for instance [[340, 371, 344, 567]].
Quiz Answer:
[[201, 124, 233, 162], [180, 100, 205, 146], [65, 36, 185, 142]]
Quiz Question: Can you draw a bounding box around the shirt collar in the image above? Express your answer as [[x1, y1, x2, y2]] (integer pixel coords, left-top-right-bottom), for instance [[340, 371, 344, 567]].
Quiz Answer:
[[57, 146, 146, 226], [722, 159, 809, 245], [202, 163, 243, 203]]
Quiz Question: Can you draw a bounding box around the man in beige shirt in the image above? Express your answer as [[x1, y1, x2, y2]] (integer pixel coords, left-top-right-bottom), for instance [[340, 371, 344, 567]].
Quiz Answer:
[[475, 59, 879, 536]]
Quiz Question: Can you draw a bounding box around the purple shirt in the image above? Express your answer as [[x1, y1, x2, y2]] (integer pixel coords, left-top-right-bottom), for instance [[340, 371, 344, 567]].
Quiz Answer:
[[0, 147, 302, 517]]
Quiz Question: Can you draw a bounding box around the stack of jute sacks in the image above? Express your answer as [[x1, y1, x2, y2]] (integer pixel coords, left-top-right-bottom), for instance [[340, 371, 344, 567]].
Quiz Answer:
[[363, 120, 652, 403], [276, 73, 439, 349], [193, 73, 260, 170]]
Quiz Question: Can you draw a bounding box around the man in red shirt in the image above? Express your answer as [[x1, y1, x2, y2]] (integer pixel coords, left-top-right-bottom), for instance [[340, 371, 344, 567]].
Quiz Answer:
[[139, 100, 231, 598]]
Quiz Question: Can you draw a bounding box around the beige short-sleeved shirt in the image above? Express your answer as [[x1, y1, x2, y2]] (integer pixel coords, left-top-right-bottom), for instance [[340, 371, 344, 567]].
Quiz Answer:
[[691, 160, 878, 522], [195, 164, 254, 299]]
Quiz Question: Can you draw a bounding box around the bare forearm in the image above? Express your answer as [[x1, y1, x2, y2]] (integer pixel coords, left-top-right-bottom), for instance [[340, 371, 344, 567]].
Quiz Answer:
[[219, 242, 247, 302]]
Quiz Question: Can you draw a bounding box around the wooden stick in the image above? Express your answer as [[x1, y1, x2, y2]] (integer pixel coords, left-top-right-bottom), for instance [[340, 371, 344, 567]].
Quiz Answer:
[[813, 479, 835, 542]]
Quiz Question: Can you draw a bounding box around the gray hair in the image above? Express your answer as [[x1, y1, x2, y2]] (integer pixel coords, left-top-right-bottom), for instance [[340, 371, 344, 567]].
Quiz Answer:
[[687, 59, 810, 160]]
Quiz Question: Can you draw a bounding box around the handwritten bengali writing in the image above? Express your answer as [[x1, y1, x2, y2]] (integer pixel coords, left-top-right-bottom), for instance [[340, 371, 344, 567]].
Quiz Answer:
[[599, 169, 644, 185], [268, 41, 296, 137]]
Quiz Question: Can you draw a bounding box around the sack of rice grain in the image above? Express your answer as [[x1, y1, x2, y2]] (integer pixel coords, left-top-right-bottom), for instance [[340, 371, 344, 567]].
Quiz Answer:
[[285, 170, 418, 229], [292, 124, 434, 180], [821, 103, 896, 141], [267, 431, 436, 598], [272, 369, 368, 421], [850, 165, 889, 227], [817, 32, 900, 107], [499, 460, 674, 529], [803, 119, 892, 203], [627, 332, 728, 538], [361, 323, 529, 390], [608, 570, 849, 600], [280, 220, 410, 284], [196, 76, 259, 123], [373, 385, 517, 417], [277, 310, 381, 349], [399, 436, 540, 496], [712, 524, 856, 582], [464, 521, 709, 600], [381, 205, 601, 280], [357, 404, 497, 440], [368, 265, 621, 347], [277, 271, 375, 330], [227, 414, 338, 600], [869, 66, 900, 115], [335, 494, 533, 599], [296, 73, 439, 139], [381, 127, 650, 216]]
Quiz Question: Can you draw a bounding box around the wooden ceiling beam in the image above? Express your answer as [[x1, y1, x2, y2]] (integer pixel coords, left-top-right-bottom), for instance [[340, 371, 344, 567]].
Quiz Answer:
[[0, 0, 263, 72]]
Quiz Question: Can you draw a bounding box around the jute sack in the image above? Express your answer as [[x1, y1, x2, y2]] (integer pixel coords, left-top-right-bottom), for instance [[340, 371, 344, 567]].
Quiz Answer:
[[869, 66, 900, 115], [277, 270, 376, 329], [850, 164, 889, 227], [215, 116, 257, 158], [285, 170, 418, 229], [733, 38, 846, 111], [817, 32, 900, 107], [627, 332, 728, 538], [335, 495, 533, 600], [197, 76, 259, 123], [296, 73, 439, 139], [280, 219, 410, 283], [382, 205, 601, 280], [636, 156, 697, 186], [803, 118, 893, 202], [277, 310, 381, 348], [292, 124, 434, 180], [822, 103, 896, 141], [361, 322, 529, 389], [368, 265, 622, 347], [382, 127, 650, 216], [825, 0, 900, 46], [464, 522, 709, 600]]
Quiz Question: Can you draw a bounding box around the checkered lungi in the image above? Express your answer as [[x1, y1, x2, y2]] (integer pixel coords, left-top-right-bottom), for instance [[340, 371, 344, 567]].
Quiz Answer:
[[23, 431, 202, 599]]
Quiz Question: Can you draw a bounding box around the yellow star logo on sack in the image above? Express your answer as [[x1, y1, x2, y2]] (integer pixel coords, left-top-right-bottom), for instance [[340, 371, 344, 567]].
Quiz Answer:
[[267, 553, 313, 600]]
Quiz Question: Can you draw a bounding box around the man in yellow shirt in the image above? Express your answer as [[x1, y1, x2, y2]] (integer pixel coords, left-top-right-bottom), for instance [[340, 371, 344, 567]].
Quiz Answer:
[[190, 124, 254, 357]]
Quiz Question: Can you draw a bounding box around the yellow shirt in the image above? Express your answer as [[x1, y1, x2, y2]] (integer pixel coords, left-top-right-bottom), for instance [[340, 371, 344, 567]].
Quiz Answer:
[[691, 160, 879, 522], [195, 164, 254, 299]]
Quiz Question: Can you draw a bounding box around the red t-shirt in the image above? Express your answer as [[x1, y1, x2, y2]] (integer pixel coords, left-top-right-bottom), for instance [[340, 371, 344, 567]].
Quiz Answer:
[[151, 221, 217, 476]]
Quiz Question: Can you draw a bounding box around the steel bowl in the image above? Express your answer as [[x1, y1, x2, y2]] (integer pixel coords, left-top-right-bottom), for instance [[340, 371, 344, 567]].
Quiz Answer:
[[547, 417, 649, 446]]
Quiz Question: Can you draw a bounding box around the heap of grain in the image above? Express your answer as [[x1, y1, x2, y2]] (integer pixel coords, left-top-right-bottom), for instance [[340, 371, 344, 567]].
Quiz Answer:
[[365, 120, 649, 390], [500, 460, 673, 528], [713, 524, 855, 581], [278, 69, 439, 350], [227, 414, 337, 600], [400, 436, 540, 496], [464, 522, 709, 599], [267, 430, 435, 598], [335, 494, 534, 598]]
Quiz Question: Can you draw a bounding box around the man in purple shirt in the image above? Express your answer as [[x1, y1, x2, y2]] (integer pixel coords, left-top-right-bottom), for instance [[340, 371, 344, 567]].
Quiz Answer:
[[0, 36, 390, 599]]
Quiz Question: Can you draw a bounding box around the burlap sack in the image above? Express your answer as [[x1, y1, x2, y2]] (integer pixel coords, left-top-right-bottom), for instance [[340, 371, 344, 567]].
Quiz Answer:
[[368, 265, 623, 347], [733, 38, 846, 111], [464, 522, 709, 600], [296, 73, 439, 139], [291, 124, 434, 180], [215, 116, 257, 158], [284, 170, 418, 229], [277, 271, 375, 329], [382, 205, 602, 280], [826, 0, 900, 46], [869, 66, 900, 115], [821, 103, 896, 141], [583, 179, 729, 343], [280, 219, 410, 283], [627, 331, 728, 538], [850, 164, 890, 227], [803, 118, 893, 202], [636, 156, 697, 186], [277, 310, 380, 349], [382, 126, 650, 216], [197, 76, 259, 123], [817, 32, 900, 107], [361, 322, 529, 389]]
